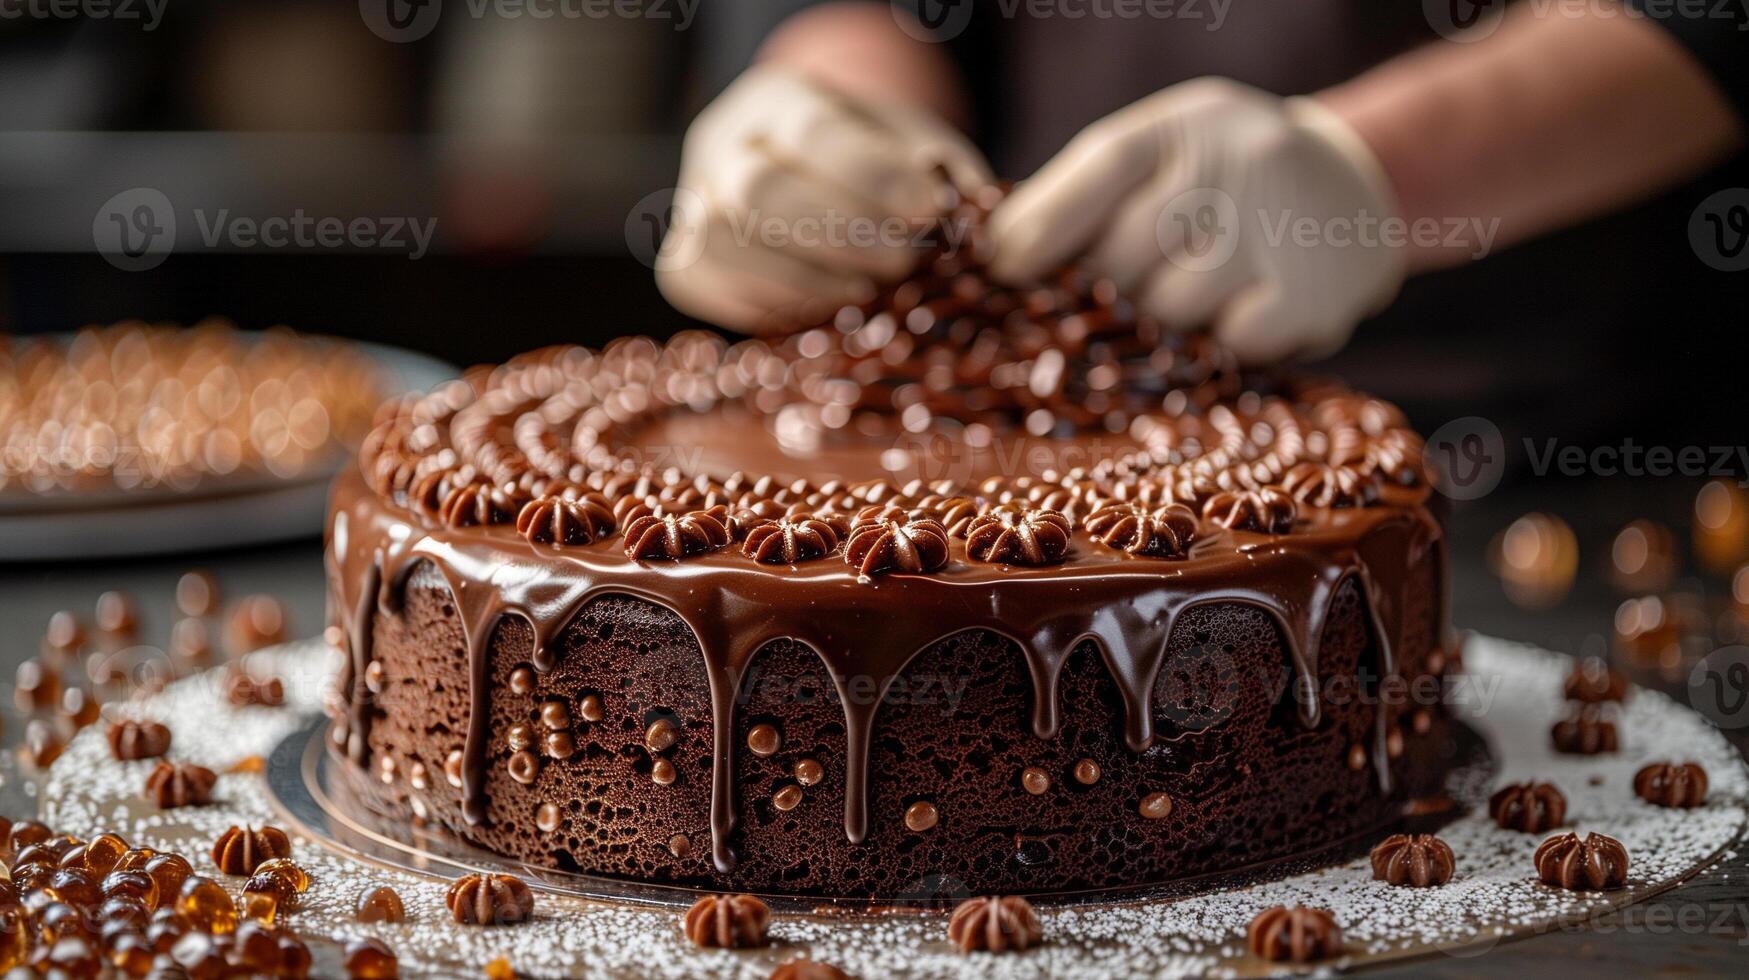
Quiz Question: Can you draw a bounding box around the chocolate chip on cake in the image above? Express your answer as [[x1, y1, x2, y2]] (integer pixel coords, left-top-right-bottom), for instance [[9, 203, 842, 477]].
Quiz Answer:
[[1247, 905, 1343, 962], [682, 893, 768, 948], [947, 896, 1043, 953], [144, 761, 216, 808], [1073, 758, 1101, 785], [1203, 488, 1296, 534], [106, 719, 172, 761], [1370, 833, 1455, 887], [1633, 761, 1707, 808], [965, 507, 1073, 566], [904, 801, 939, 832], [1085, 502, 1198, 558], [843, 512, 950, 576], [445, 873, 535, 925], [1551, 704, 1618, 754], [1021, 767, 1050, 795], [1138, 792, 1173, 820], [1534, 832, 1629, 891], [1489, 781, 1567, 833], [746, 723, 781, 757]]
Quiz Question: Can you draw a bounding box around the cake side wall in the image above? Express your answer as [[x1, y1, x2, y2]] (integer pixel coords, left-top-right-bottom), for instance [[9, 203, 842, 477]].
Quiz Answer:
[[342, 549, 1454, 896]]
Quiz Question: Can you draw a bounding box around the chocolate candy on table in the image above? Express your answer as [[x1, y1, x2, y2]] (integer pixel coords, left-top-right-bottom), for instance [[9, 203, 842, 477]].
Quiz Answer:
[[947, 895, 1043, 953], [345, 937, 401, 979], [1246, 905, 1343, 963], [1369, 834, 1456, 887], [143, 761, 217, 808], [1489, 781, 1568, 833], [107, 719, 172, 761], [210, 825, 292, 876], [1633, 761, 1708, 808], [1534, 832, 1630, 891], [682, 893, 770, 949], [1550, 704, 1619, 754], [355, 884, 406, 923], [445, 873, 535, 926]]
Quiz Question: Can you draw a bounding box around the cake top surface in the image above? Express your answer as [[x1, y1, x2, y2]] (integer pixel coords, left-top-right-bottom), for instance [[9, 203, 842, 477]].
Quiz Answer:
[[356, 196, 1431, 576]]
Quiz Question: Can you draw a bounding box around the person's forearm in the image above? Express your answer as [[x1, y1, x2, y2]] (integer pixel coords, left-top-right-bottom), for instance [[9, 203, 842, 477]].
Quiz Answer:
[[1319, 3, 1742, 272], [758, 1, 970, 127]]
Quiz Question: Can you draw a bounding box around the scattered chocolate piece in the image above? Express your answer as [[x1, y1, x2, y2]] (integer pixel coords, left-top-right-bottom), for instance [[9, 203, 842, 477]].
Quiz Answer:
[[14, 659, 62, 712], [1551, 704, 1618, 754], [1370, 834, 1456, 887], [1203, 488, 1296, 534], [1489, 781, 1567, 833], [1021, 767, 1050, 795], [225, 595, 287, 656], [225, 669, 286, 708], [210, 825, 291, 876], [1085, 502, 1198, 558], [445, 873, 535, 926], [1073, 758, 1101, 785], [770, 960, 852, 980], [904, 801, 939, 832], [622, 508, 732, 560], [95, 590, 139, 638], [516, 494, 615, 547], [947, 895, 1043, 953], [1247, 905, 1343, 962], [1633, 761, 1708, 808], [1563, 658, 1628, 703], [176, 570, 221, 618], [507, 751, 540, 785], [143, 761, 216, 808], [651, 758, 677, 786], [356, 885, 406, 923], [22, 718, 65, 768], [57, 687, 100, 729], [344, 937, 399, 978], [44, 610, 84, 657], [843, 512, 950, 576], [966, 507, 1073, 566], [644, 717, 679, 753], [682, 893, 769, 948], [1534, 832, 1629, 891], [171, 617, 215, 666]]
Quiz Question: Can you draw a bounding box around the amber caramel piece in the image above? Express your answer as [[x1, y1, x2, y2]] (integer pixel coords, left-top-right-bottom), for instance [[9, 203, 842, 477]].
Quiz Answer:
[[345, 937, 400, 979], [144, 854, 194, 905], [354, 884, 406, 924], [242, 890, 278, 923], [177, 877, 238, 933], [101, 870, 160, 911]]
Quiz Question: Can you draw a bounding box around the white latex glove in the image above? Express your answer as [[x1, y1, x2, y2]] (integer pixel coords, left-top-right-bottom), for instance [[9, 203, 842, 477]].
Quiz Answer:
[[656, 65, 992, 334], [989, 78, 1405, 363]]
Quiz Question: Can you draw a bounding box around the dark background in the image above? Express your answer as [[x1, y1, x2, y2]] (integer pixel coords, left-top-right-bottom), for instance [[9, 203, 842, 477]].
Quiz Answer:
[[2, 1, 1747, 972]]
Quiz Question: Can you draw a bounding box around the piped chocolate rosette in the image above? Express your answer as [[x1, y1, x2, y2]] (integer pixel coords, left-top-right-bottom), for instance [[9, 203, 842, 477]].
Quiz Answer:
[[329, 198, 1455, 897]]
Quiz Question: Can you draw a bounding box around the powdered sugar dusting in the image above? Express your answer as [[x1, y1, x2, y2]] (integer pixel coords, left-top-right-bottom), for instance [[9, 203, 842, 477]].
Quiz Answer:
[[39, 636, 1747, 978]]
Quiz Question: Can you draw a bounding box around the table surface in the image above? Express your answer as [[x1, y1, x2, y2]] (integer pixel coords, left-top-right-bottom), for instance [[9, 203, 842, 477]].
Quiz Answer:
[[2, 473, 1744, 977]]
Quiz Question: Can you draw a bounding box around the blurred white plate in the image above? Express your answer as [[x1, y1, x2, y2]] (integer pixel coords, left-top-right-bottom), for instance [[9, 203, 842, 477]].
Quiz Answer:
[[0, 341, 454, 561]]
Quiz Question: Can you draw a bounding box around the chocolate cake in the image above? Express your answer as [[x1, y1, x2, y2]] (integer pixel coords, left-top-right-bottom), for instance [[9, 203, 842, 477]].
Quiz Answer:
[[326, 202, 1458, 898]]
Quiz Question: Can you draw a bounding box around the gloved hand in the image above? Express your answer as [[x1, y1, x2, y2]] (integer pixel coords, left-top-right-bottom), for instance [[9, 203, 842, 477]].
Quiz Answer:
[[988, 78, 1405, 363], [656, 65, 992, 334]]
